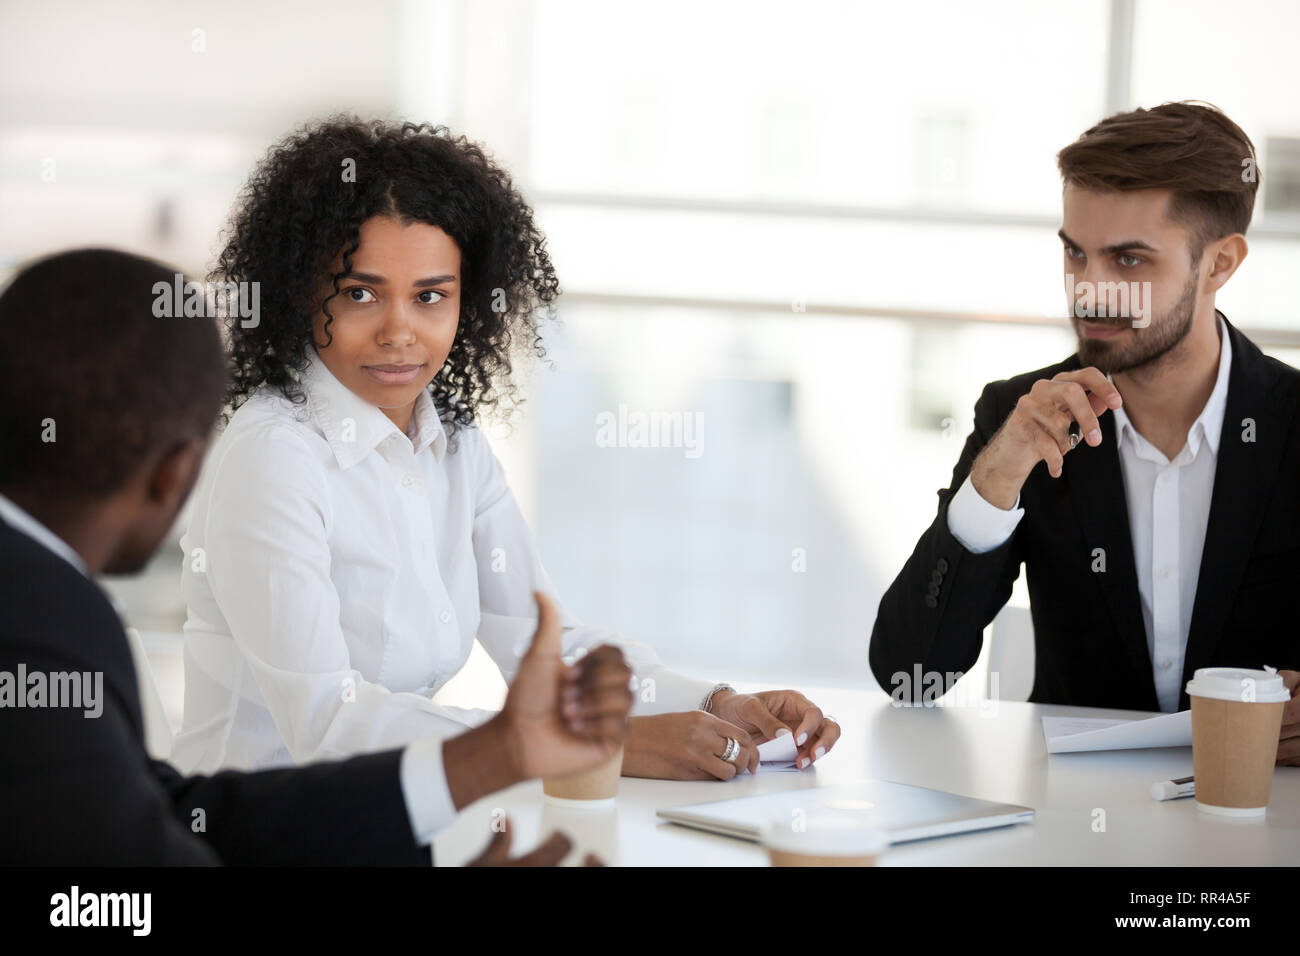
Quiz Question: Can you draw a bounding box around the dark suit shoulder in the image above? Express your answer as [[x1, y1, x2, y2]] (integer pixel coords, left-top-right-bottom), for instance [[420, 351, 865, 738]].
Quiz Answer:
[[0, 518, 137, 708], [1255, 348, 1300, 394], [1222, 319, 1300, 438]]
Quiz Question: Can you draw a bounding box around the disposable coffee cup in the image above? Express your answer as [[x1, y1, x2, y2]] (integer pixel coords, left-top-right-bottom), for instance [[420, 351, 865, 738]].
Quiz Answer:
[[542, 745, 624, 808], [539, 804, 620, 866], [761, 812, 888, 867], [1185, 667, 1290, 816]]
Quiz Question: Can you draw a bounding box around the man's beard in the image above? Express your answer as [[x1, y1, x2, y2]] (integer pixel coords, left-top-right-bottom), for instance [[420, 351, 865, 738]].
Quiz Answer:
[[1073, 270, 1198, 374]]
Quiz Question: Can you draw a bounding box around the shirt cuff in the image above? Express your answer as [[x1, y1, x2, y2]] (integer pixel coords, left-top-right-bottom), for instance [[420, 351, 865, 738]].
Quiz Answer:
[[630, 669, 722, 716], [946, 475, 1024, 554], [399, 735, 459, 845]]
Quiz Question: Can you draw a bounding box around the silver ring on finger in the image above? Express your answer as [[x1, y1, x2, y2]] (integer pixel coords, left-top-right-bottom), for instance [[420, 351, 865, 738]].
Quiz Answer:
[[721, 737, 740, 763]]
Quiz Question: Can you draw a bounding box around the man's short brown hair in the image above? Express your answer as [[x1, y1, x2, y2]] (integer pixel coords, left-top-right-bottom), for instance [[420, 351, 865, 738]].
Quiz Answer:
[[1057, 101, 1258, 259]]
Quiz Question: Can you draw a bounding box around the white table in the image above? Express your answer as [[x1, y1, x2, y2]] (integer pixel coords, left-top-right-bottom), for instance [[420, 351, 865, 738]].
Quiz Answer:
[[433, 684, 1300, 865]]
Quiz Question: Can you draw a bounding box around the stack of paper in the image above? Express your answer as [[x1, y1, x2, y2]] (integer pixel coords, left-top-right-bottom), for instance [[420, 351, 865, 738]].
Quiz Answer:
[[1041, 710, 1192, 753], [754, 733, 802, 771]]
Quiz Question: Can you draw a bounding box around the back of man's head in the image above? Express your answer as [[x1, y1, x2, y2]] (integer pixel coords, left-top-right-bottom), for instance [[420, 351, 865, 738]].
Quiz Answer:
[[0, 248, 228, 511]]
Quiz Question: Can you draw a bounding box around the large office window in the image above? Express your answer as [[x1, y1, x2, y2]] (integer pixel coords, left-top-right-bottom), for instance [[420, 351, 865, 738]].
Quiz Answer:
[[3, 0, 1297, 698], [461, 1, 1300, 689]]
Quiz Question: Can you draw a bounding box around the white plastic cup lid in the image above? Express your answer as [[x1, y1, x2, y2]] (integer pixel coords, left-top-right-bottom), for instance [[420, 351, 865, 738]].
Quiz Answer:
[[1185, 666, 1291, 704], [760, 813, 889, 857]]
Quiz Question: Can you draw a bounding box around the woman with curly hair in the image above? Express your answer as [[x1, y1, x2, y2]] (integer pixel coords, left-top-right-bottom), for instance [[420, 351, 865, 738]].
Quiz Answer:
[[170, 117, 840, 788]]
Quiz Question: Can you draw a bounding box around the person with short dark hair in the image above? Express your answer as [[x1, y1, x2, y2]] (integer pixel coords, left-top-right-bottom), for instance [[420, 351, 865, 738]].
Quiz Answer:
[[870, 102, 1300, 761], [0, 248, 635, 864]]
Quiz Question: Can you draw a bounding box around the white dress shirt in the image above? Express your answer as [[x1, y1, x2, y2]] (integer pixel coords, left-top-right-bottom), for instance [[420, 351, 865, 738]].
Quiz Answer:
[[947, 316, 1232, 712], [171, 351, 717, 833]]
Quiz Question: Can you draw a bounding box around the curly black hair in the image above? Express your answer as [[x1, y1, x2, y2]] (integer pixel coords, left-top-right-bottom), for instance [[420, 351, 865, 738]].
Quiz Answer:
[[213, 116, 558, 440]]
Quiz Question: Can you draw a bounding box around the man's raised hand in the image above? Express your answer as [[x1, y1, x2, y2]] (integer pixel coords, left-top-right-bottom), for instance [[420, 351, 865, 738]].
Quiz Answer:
[[498, 591, 634, 781], [969, 367, 1124, 509]]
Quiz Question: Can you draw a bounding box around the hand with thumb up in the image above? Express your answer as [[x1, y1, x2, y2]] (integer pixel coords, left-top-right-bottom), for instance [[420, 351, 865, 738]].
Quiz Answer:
[[497, 591, 633, 781]]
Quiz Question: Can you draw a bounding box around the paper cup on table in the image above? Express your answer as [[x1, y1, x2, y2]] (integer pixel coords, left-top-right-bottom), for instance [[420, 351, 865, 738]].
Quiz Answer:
[[539, 804, 620, 866], [542, 745, 624, 808], [1186, 667, 1289, 816], [761, 812, 888, 867]]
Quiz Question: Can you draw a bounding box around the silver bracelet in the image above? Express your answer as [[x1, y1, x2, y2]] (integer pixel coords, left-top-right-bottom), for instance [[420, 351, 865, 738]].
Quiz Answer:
[[700, 683, 735, 713]]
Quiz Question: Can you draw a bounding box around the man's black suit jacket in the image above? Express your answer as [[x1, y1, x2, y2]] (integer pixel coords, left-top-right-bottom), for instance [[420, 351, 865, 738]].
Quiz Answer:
[[870, 314, 1300, 711], [0, 515, 431, 865]]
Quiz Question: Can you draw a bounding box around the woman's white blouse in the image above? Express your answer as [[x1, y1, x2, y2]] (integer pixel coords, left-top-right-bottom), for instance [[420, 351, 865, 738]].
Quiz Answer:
[[170, 352, 717, 798]]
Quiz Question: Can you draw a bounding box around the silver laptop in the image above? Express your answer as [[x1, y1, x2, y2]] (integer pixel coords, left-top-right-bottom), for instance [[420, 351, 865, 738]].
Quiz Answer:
[[658, 779, 1034, 844]]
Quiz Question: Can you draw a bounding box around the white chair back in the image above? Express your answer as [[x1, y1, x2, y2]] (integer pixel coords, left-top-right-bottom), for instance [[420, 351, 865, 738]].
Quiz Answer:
[[987, 605, 1035, 702]]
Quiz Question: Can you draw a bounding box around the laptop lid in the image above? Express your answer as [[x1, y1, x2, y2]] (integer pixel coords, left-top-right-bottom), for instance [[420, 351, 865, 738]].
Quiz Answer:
[[658, 779, 1034, 844]]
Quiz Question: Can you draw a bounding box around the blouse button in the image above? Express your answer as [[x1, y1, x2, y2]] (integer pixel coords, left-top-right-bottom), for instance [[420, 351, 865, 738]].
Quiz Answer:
[[439, 610, 452, 624], [402, 474, 416, 487]]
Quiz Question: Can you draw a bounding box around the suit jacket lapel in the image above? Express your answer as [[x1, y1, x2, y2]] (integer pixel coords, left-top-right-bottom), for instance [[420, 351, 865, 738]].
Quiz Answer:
[[1064, 390, 1156, 704], [1181, 317, 1295, 707]]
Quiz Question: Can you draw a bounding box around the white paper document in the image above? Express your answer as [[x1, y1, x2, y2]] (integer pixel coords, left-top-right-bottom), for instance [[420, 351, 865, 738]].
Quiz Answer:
[[1041, 709, 1192, 754], [754, 733, 802, 771]]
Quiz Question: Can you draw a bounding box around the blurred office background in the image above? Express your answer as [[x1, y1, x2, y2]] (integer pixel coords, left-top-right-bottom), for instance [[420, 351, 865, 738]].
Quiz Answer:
[[2, 0, 1299, 730]]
